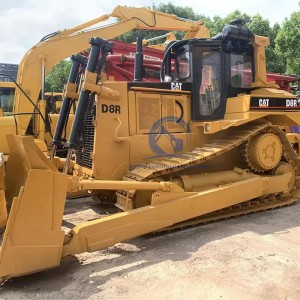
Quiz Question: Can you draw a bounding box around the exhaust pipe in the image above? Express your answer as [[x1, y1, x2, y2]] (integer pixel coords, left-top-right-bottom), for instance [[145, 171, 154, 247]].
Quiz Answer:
[[134, 37, 143, 82]]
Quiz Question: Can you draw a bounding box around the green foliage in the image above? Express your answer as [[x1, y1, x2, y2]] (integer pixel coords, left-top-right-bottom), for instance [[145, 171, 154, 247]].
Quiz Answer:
[[209, 10, 251, 37], [275, 11, 300, 74], [266, 22, 286, 73], [248, 14, 270, 36], [45, 59, 71, 92], [248, 15, 285, 73], [155, 2, 206, 20]]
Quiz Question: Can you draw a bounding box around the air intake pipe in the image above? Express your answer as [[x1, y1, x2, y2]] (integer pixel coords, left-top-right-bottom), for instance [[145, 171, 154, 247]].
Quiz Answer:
[[212, 20, 254, 43]]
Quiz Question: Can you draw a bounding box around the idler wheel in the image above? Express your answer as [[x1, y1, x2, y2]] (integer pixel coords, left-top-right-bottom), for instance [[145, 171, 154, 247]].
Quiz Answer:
[[245, 133, 282, 172]]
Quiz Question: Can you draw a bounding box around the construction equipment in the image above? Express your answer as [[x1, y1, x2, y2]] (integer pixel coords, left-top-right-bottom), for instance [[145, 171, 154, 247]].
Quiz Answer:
[[1, 16, 300, 283], [1, 6, 296, 156], [0, 42, 161, 155], [11, 6, 210, 135], [0, 64, 18, 117], [267, 73, 299, 93], [0, 6, 209, 157]]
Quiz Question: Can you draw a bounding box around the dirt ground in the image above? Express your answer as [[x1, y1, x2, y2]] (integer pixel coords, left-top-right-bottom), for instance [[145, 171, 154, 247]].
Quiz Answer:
[[1, 199, 300, 300]]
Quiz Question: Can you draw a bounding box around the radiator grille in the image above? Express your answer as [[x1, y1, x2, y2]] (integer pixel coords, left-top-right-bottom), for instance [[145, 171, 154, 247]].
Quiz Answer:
[[138, 96, 160, 131], [76, 96, 96, 169]]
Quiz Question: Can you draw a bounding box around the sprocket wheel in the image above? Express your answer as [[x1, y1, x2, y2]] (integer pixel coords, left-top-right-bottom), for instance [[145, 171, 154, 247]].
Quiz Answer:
[[243, 132, 282, 173]]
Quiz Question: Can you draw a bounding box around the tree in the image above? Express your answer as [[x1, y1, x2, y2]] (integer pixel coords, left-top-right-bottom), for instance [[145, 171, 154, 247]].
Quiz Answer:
[[248, 14, 270, 36], [208, 10, 251, 37], [248, 15, 285, 73], [45, 59, 72, 92], [155, 2, 207, 20], [275, 10, 300, 74], [266, 22, 286, 73]]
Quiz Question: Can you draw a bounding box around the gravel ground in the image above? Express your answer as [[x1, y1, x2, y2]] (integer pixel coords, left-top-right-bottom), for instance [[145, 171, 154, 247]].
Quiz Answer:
[[1, 200, 300, 300]]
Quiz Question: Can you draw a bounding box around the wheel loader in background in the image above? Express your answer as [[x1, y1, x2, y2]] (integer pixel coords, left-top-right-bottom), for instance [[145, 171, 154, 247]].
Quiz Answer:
[[1, 14, 300, 283]]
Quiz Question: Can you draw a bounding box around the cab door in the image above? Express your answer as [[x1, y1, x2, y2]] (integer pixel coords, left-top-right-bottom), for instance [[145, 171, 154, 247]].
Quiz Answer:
[[191, 43, 226, 121]]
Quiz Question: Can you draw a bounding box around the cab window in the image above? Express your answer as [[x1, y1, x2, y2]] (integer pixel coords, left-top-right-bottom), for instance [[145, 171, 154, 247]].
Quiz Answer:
[[230, 53, 253, 88], [176, 50, 190, 80], [199, 51, 221, 116], [0, 87, 15, 115]]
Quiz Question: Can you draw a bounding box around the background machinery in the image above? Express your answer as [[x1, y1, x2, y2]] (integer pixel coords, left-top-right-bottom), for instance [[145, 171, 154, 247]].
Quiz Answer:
[[0, 6, 210, 157], [1, 6, 297, 156], [0, 64, 18, 116], [0, 12, 300, 283]]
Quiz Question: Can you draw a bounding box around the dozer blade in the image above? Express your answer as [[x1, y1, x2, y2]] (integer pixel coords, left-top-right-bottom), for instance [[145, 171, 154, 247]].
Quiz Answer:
[[0, 153, 7, 229], [0, 135, 68, 281]]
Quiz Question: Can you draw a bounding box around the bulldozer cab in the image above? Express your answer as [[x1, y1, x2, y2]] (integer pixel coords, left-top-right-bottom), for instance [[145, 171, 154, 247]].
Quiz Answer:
[[165, 23, 300, 123], [163, 22, 255, 121]]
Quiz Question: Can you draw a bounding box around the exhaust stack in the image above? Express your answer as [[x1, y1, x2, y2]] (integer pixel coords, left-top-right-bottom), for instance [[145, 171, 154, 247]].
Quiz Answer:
[[133, 37, 143, 82]]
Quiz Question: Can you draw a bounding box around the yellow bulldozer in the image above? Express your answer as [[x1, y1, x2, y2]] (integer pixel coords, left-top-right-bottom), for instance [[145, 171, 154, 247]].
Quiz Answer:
[[0, 13, 300, 283]]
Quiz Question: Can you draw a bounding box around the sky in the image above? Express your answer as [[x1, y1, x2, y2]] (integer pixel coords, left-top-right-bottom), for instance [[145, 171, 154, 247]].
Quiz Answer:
[[0, 0, 299, 64]]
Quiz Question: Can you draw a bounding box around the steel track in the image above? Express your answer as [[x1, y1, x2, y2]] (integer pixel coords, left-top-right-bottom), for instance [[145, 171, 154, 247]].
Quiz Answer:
[[117, 122, 300, 230]]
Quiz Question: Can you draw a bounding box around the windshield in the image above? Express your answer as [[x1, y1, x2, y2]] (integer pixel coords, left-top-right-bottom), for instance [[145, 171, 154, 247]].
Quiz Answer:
[[0, 87, 15, 115], [176, 50, 190, 80]]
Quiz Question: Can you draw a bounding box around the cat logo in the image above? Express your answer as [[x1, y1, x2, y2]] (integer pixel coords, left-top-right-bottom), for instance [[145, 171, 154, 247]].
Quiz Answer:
[[259, 98, 269, 107], [171, 82, 182, 90]]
